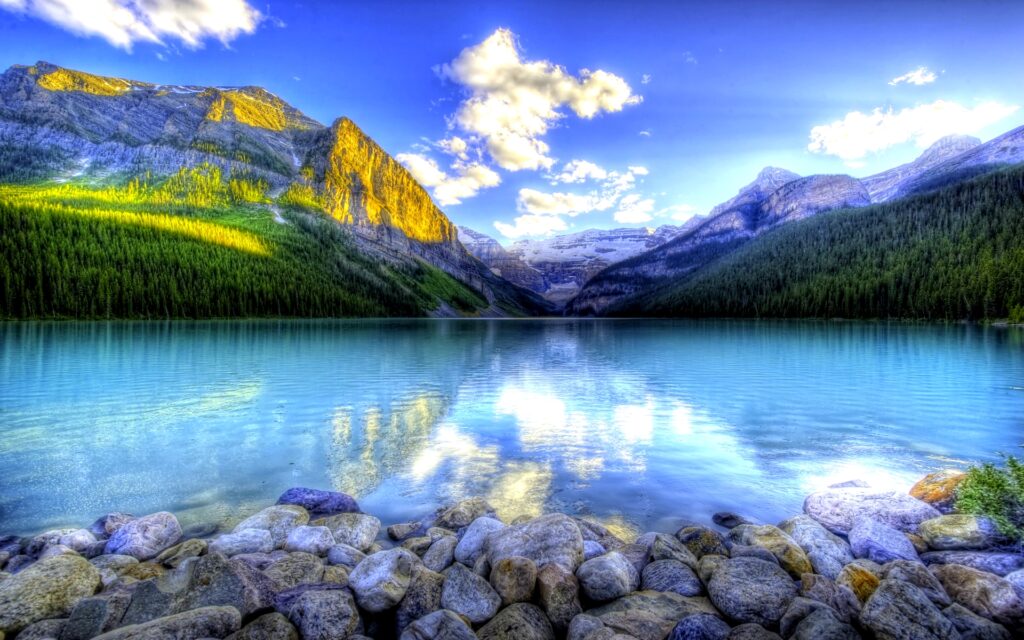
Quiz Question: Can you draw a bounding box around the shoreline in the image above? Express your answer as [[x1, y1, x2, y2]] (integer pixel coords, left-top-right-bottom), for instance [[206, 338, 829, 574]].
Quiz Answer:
[[1, 471, 1023, 639]]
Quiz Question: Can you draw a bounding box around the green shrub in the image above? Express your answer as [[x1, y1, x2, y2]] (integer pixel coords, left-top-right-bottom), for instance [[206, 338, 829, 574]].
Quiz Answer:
[[955, 454, 1024, 541]]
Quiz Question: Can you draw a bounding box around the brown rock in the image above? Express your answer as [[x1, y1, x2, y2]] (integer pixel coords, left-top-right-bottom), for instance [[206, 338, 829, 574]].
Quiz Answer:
[[910, 471, 965, 512]]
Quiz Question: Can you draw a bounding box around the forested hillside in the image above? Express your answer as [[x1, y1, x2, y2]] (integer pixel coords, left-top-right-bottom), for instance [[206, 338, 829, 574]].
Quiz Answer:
[[611, 165, 1024, 321], [0, 168, 490, 319]]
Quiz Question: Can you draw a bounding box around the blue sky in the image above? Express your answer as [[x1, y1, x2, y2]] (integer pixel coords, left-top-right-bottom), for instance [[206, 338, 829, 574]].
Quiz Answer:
[[2, 1, 1023, 242]]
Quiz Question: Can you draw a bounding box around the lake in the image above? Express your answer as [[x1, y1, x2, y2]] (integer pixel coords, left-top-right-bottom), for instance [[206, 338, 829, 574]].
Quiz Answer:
[[1, 319, 1023, 538]]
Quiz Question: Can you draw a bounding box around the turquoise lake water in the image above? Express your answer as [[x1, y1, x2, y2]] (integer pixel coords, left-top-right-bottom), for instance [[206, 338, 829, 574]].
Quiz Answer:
[[1, 319, 1023, 537]]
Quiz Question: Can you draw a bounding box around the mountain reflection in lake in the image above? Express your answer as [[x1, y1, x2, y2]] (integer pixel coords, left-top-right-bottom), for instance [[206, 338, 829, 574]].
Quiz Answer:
[[1, 319, 1023, 536]]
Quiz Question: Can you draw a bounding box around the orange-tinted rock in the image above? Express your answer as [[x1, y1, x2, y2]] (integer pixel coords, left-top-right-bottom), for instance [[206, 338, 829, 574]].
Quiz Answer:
[[910, 470, 965, 512]]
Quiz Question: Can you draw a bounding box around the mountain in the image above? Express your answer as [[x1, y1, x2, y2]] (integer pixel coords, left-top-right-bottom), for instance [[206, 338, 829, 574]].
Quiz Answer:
[[861, 134, 981, 202], [0, 61, 550, 318], [566, 170, 869, 314], [568, 127, 1024, 316], [457, 226, 548, 292], [611, 164, 1024, 321]]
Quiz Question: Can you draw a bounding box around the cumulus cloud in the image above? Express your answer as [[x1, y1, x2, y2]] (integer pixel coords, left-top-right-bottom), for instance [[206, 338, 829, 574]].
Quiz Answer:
[[437, 28, 642, 171], [494, 214, 569, 239], [889, 66, 937, 86], [808, 99, 1019, 162], [550, 159, 608, 184], [614, 194, 656, 223], [396, 153, 501, 206], [0, 0, 263, 50], [517, 188, 603, 216]]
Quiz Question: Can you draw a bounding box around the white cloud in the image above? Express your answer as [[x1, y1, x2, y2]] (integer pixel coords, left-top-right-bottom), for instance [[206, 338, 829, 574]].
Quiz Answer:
[[641, 73, 652, 85], [638, 129, 652, 137], [628, 166, 648, 176], [551, 159, 608, 184], [396, 153, 500, 206], [614, 194, 656, 224], [494, 214, 568, 239], [438, 28, 642, 172], [889, 66, 937, 86], [517, 188, 602, 216], [0, 0, 263, 50], [808, 99, 1020, 162], [683, 51, 698, 65], [659, 203, 700, 222], [438, 136, 469, 160]]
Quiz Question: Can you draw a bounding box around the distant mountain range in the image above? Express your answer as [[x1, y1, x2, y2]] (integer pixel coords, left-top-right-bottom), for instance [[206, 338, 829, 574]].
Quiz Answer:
[[2, 61, 1023, 320], [0, 61, 550, 318]]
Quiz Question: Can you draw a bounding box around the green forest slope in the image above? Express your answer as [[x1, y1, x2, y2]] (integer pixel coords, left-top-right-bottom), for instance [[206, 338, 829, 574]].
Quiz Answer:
[[611, 165, 1024, 321]]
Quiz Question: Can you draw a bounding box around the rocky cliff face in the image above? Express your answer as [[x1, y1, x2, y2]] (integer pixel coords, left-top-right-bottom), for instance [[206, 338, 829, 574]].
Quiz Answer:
[[0, 61, 550, 316], [457, 227, 548, 293]]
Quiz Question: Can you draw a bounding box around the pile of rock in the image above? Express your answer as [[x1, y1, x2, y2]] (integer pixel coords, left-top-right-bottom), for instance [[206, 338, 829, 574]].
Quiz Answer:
[[0, 476, 1022, 639]]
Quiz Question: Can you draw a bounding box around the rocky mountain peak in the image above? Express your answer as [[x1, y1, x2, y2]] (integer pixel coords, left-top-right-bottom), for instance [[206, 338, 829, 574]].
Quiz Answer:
[[915, 134, 982, 165]]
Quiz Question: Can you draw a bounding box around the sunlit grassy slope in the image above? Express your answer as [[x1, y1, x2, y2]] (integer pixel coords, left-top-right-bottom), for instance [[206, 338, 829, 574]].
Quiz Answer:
[[0, 167, 488, 319]]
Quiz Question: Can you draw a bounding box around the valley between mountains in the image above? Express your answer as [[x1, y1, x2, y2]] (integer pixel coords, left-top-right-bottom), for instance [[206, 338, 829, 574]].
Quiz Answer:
[[2, 62, 1024, 321]]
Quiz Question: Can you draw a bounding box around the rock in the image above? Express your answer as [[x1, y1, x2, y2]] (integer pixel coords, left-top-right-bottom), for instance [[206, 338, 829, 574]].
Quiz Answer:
[[849, 518, 919, 564], [729, 545, 778, 565], [584, 541, 607, 560], [231, 551, 286, 571], [88, 513, 134, 539], [778, 515, 854, 580], [17, 619, 66, 640], [119, 577, 180, 626], [234, 505, 309, 548], [489, 556, 537, 606], [803, 487, 940, 535], [791, 608, 859, 640], [907, 533, 930, 554], [931, 563, 1024, 626], [727, 525, 812, 579], [314, 513, 380, 551], [209, 530, 274, 557], [91, 606, 241, 640], [264, 552, 324, 590], [61, 591, 132, 640], [477, 603, 555, 640], [156, 539, 207, 568], [487, 513, 585, 573], [120, 562, 167, 581], [617, 543, 652, 577], [943, 603, 1013, 640], [103, 512, 182, 560], [668, 613, 731, 639], [388, 522, 422, 541], [271, 582, 346, 615], [707, 557, 796, 626], [434, 497, 495, 530], [226, 612, 298, 640], [920, 551, 1024, 577], [349, 547, 417, 612], [175, 553, 276, 617], [727, 624, 782, 639], [881, 559, 951, 606], [860, 579, 959, 640], [180, 522, 219, 541], [588, 591, 720, 640], [399, 609, 475, 640], [284, 526, 335, 556], [713, 512, 759, 529], [641, 559, 702, 597], [675, 526, 729, 559], [798, 573, 860, 620], [567, 613, 605, 640], [778, 596, 832, 637], [454, 517, 505, 566], [5, 555, 34, 573], [1006, 569, 1024, 600], [90, 554, 137, 571], [577, 551, 640, 603], [536, 562, 583, 632], [55, 530, 96, 554], [402, 536, 433, 555], [276, 487, 359, 516], [837, 562, 880, 604], [697, 555, 726, 586], [919, 515, 1002, 551], [39, 545, 77, 560], [910, 471, 966, 512], [285, 588, 360, 640], [0, 555, 100, 635], [440, 562, 501, 624], [423, 536, 457, 573], [396, 564, 444, 635], [326, 543, 366, 569], [321, 564, 348, 585]]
